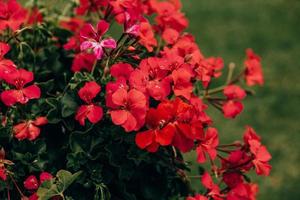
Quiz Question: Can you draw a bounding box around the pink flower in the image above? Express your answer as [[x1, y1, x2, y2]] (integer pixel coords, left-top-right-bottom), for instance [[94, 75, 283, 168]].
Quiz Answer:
[[80, 20, 116, 60]]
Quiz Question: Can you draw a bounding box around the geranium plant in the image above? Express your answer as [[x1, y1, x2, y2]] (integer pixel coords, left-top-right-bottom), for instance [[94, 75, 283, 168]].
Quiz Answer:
[[0, 0, 271, 199]]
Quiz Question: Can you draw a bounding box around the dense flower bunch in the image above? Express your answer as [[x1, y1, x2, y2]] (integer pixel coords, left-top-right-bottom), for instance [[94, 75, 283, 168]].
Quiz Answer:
[[0, 0, 271, 199]]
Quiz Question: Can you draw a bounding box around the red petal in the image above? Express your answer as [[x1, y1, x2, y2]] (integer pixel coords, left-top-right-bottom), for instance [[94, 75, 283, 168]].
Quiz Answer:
[[0, 90, 19, 106], [201, 172, 213, 189], [27, 123, 41, 140], [78, 81, 101, 103], [33, 117, 48, 126], [110, 110, 128, 125], [97, 20, 109, 36], [75, 105, 89, 126], [128, 89, 146, 109], [87, 105, 103, 124], [22, 85, 41, 100], [112, 88, 127, 106], [156, 124, 175, 146], [135, 130, 155, 149], [24, 175, 39, 190], [122, 112, 137, 132]]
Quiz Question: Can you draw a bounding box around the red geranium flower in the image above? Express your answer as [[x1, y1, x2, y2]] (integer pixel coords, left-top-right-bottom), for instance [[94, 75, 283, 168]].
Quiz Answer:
[[135, 101, 177, 152], [26, 7, 43, 25], [75, 81, 103, 126], [1, 69, 41, 106], [13, 117, 48, 141], [227, 183, 258, 200], [136, 98, 207, 153], [195, 57, 224, 88], [201, 172, 223, 200], [60, 18, 85, 51], [0, 168, 6, 181], [244, 49, 264, 86], [138, 21, 157, 52], [80, 20, 116, 60], [248, 139, 272, 176], [129, 57, 171, 101], [71, 52, 96, 72], [75, 0, 108, 16], [224, 85, 246, 100], [39, 172, 53, 183], [110, 62, 134, 80], [108, 88, 147, 132], [222, 100, 243, 119], [196, 127, 219, 163], [243, 126, 272, 176], [24, 175, 39, 190], [0, 42, 16, 79], [0, 0, 27, 32]]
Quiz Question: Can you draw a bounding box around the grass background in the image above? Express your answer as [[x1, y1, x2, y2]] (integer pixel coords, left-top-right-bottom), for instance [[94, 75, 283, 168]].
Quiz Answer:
[[183, 0, 300, 199], [23, 0, 300, 199]]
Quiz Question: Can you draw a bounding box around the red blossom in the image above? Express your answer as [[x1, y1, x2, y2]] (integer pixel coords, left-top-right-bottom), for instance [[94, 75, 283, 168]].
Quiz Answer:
[[24, 175, 39, 190], [249, 140, 272, 176], [227, 183, 258, 200], [13, 117, 48, 141], [75, 104, 103, 126], [243, 126, 272, 176], [224, 85, 246, 100], [76, 81, 103, 126], [136, 98, 207, 152], [244, 49, 264, 86], [0, 42, 16, 79], [1, 69, 41, 106], [195, 57, 224, 88], [129, 57, 171, 101], [71, 52, 96, 72], [39, 172, 53, 183], [0, 0, 27, 32], [26, 7, 43, 25], [196, 127, 219, 163], [222, 100, 243, 119], [60, 18, 85, 51], [110, 62, 134, 80], [138, 21, 157, 52], [201, 172, 223, 200], [108, 88, 147, 132], [75, 0, 108, 16], [0, 168, 6, 181]]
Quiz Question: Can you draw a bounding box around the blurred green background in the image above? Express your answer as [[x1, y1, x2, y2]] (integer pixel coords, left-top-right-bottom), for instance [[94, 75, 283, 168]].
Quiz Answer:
[[23, 0, 300, 199], [183, 0, 300, 199]]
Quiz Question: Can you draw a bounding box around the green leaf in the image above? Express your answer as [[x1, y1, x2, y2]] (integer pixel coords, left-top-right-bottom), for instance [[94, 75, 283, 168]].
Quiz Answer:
[[56, 170, 82, 192], [37, 170, 82, 200], [61, 93, 78, 118]]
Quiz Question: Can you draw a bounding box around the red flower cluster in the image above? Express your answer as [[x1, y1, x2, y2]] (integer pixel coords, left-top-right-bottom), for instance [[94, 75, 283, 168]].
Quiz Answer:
[[0, 0, 27, 31]]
